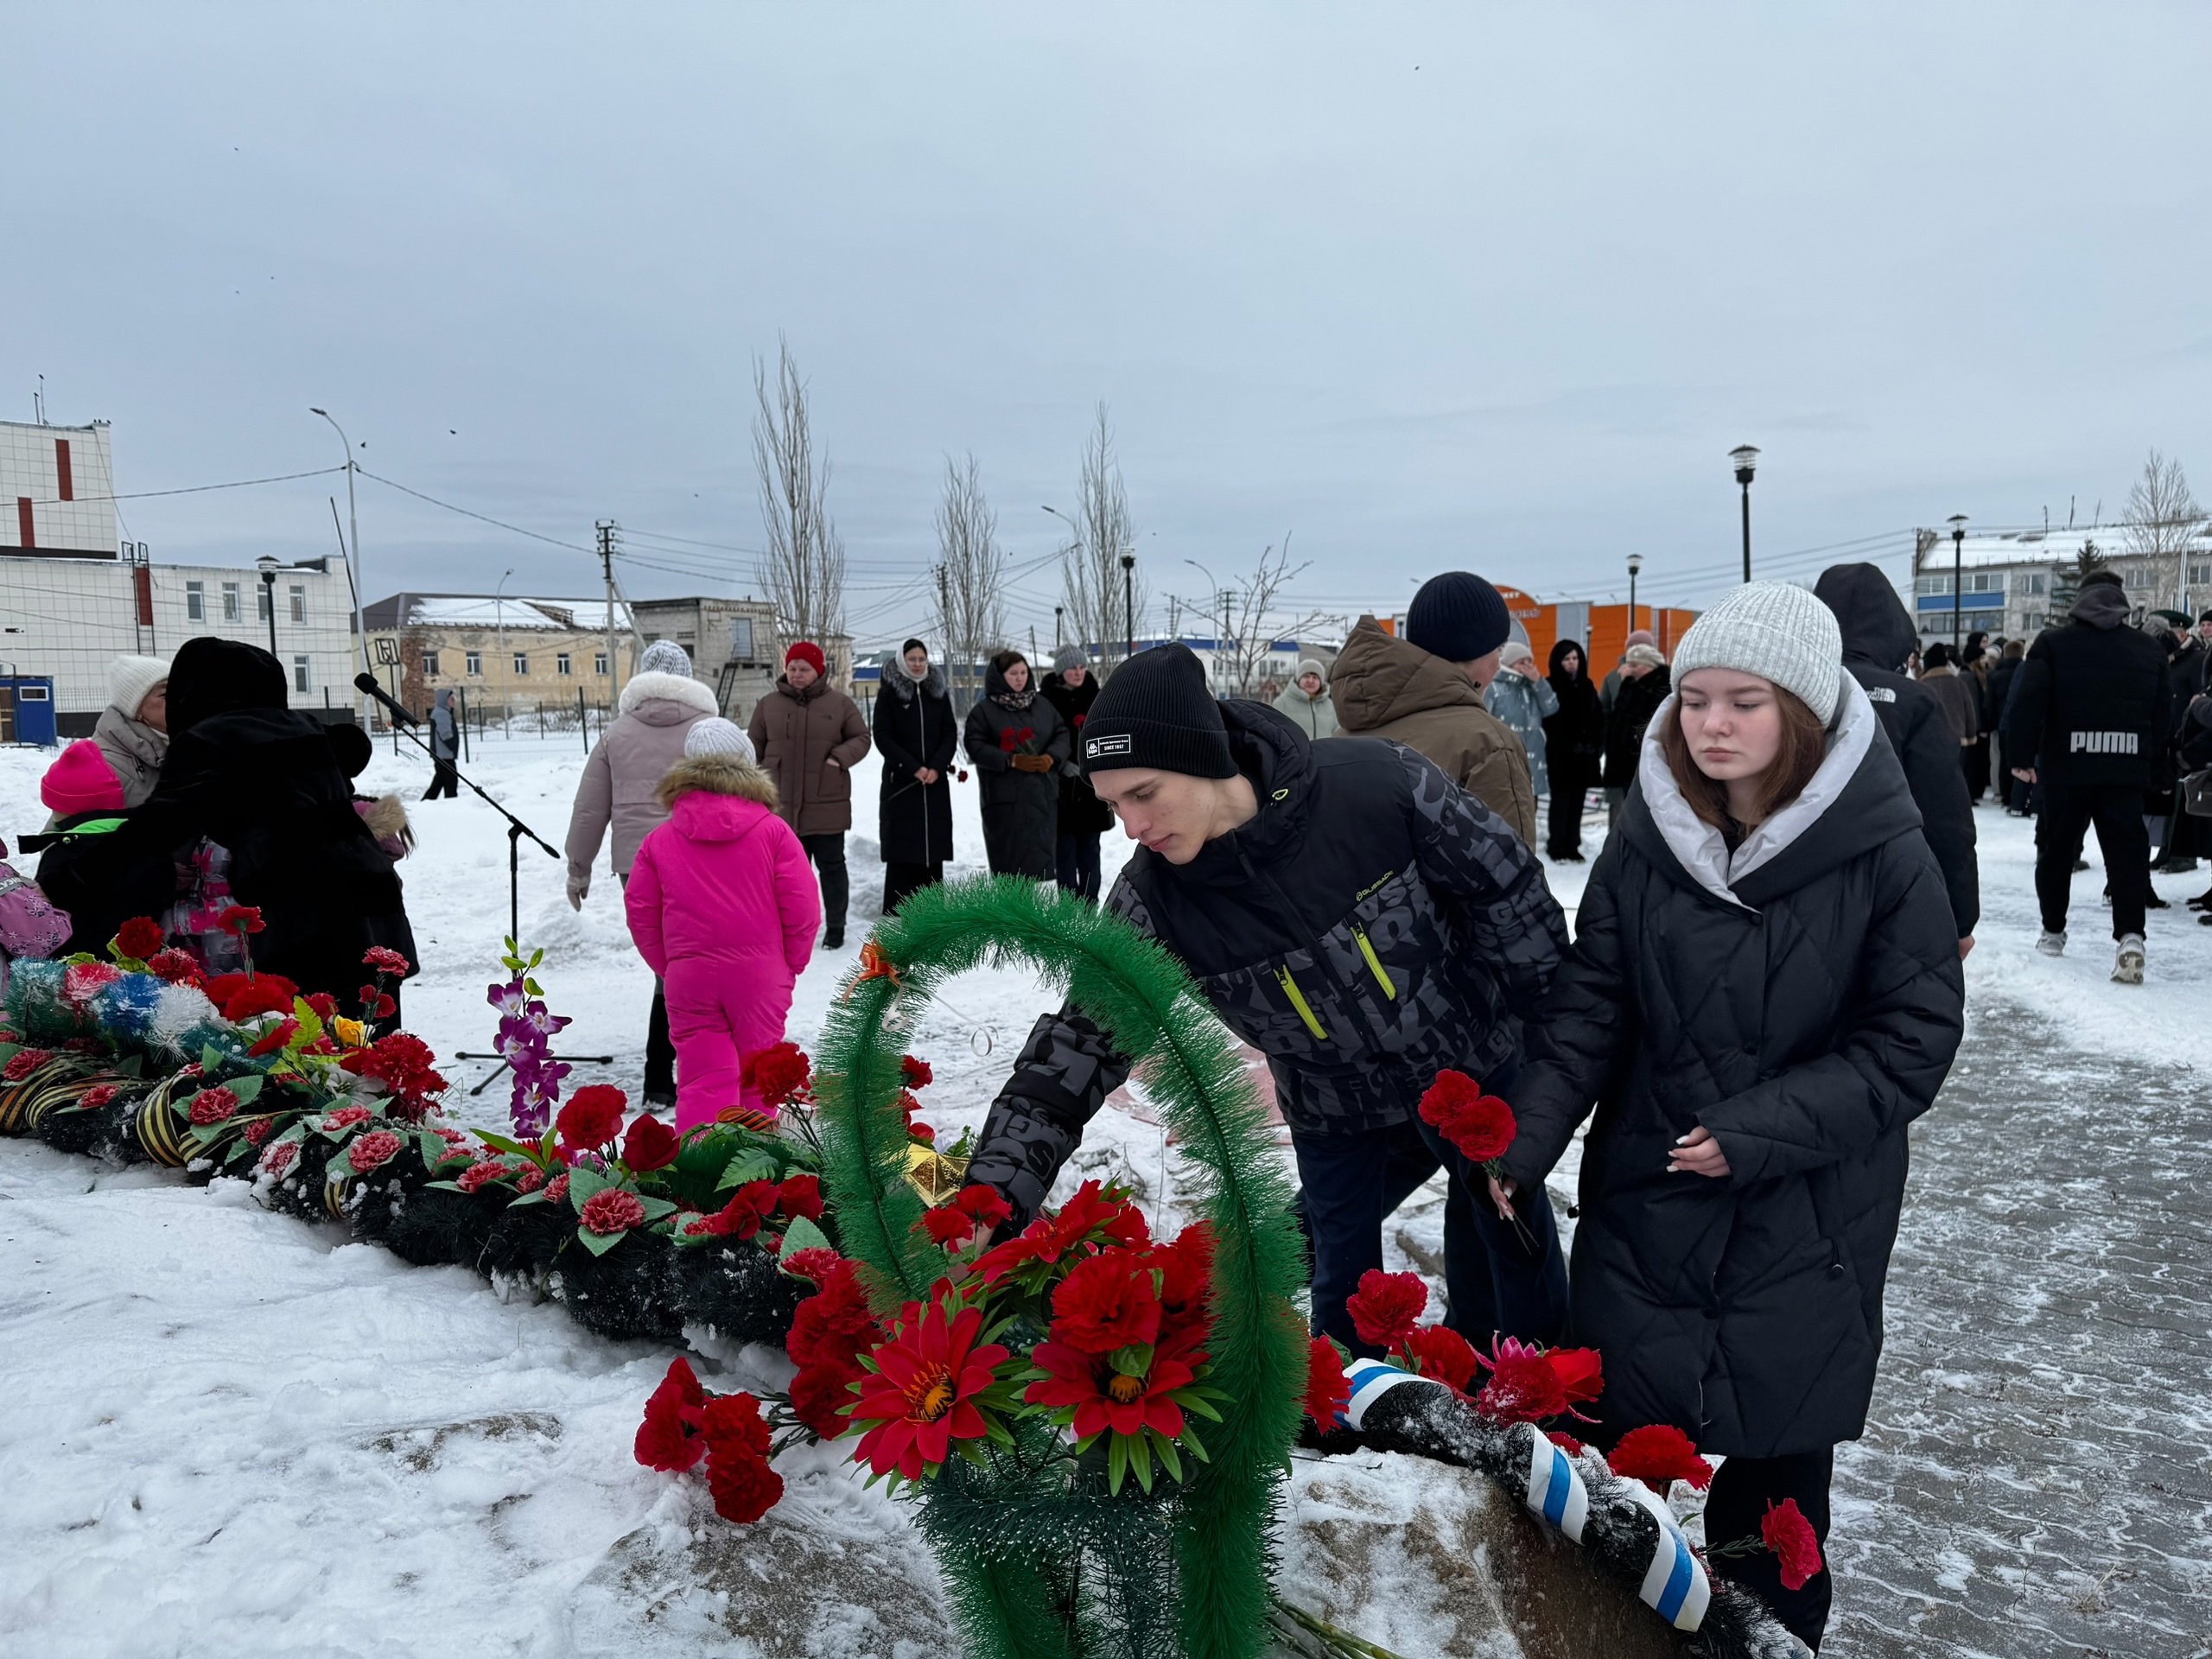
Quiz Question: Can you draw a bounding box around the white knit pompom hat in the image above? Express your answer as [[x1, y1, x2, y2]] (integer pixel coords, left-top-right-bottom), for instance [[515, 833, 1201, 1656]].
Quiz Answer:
[[107, 655, 171, 720], [683, 716, 755, 762], [1669, 582, 1844, 726], [639, 639, 693, 677]]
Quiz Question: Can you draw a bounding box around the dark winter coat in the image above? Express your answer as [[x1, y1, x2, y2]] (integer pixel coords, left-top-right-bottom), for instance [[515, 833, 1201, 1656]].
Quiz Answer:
[[1814, 563, 1980, 938], [2004, 582, 2172, 789], [429, 691, 460, 761], [1601, 665, 1670, 789], [871, 658, 957, 868], [1540, 639, 1605, 796], [1039, 671, 1114, 837], [1984, 655, 2022, 742], [1506, 678, 1964, 1459], [747, 677, 872, 836], [35, 810, 175, 958], [963, 664, 1071, 879], [967, 701, 1569, 1223]]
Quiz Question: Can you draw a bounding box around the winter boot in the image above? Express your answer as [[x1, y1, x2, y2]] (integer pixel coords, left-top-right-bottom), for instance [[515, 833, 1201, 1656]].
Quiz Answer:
[[2036, 930, 2067, 957], [822, 928, 844, 950], [2113, 933, 2145, 985]]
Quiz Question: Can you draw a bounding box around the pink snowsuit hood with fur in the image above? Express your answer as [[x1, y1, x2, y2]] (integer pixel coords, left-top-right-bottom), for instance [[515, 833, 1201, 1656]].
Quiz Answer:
[[624, 753, 820, 1131]]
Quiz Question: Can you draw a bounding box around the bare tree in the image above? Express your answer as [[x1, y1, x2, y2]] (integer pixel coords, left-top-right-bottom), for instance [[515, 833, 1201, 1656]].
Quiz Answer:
[[1184, 536, 1338, 697], [2123, 448, 2203, 609], [1058, 406, 1147, 673], [930, 453, 1007, 714], [753, 338, 847, 657]]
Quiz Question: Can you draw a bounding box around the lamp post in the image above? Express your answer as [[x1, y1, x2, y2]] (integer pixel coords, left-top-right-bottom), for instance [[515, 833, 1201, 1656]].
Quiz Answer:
[[256, 556, 282, 664], [1054, 606, 1064, 651], [1626, 552, 1643, 634], [308, 410, 365, 674], [1729, 446, 1759, 582], [1948, 514, 1968, 649], [1122, 554, 1136, 673]]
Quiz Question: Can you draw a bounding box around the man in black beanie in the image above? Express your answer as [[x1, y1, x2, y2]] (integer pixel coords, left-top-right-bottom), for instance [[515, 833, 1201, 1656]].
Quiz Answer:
[[965, 643, 1573, 1352]]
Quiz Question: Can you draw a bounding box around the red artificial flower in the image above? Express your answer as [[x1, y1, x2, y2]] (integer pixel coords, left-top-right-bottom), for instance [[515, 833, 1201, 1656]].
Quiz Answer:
[[1150, 1222, 1215, 1342], [1608, 1424, 1713, 1494], [357, 987, 397, 1020], [1547, 1430, 1586, 1456], [907, 1119, 935, 1145], [222, 978, 300, 1023], [246, 1017, 300, 1058], [687, 1179, 781, 1242], [457, 1160, 511, 1194], [740, 1042, 812, 1109], [920, 1208, 974, 1246], [1346, 1269, 1427, 1351], [701, 1389, 772, 1462], [362, 945, 411, 976], [899, 1055, 933, 1090], [1417, 1069, 1517, 1164], [63, 960, 124, 1005], [1304, 1337, 1351, 1430], [218, 904, 264, 935], [849, 1298, 1010, 1480], [1026, 1340, 1195, 1441], [952, 1184, 1012, 1230], [347, 1129, 404, 1173], [621, 1113, 680, 1173], [545, 1173, 571, 1206], [321, 1103, 373, 1132], [634, 1357, 708, 1471], [1762, 1498, 1825, 1592], [789, 1361, 861, 1440], [1401, 1325, 1480, 1394], [1472, 1337, 1567, 1424], [79, 1084, 122, 1111], [778, 1173, 823, 1222], [781, 1246, 846, 1287], [188, 1086, 240, 1126], [258, 1140, 299, 1178], [3, 1049, 55, 1082], [242, 1117, 274, 1147], [974, 1180, 1149, 1282], [786, 1260, 879, 1374], [1050, 1249, 1163, 1356], [514, 1166, 545, 1194], [1547, 1346, 1605, 1409], [115, 916, 164, 961], [556, 1084, 628, 1153], [306, 992, 340, 1022], [706, 1444, 785, 1524], [580, 1187, 647, 1236], [145, 949, 203, 987]]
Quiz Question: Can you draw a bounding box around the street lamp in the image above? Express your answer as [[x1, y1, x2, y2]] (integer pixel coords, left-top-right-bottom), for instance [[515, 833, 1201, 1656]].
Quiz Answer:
[[1055, 606, 1064, 651], [256, 556, 283, 664], [1729, 446, 1760, 582], [1626, 552, 1643, 634], [1948, 514, 1969, 649], [308, 409, 365, 674]]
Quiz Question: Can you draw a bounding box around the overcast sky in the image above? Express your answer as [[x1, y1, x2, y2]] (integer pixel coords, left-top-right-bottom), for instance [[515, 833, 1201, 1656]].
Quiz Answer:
[[9, 4, 2210, 646]]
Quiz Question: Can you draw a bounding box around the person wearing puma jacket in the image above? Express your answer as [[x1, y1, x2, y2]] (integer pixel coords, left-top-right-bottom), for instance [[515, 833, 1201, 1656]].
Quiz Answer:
[[965, 645, 1571, 1350]]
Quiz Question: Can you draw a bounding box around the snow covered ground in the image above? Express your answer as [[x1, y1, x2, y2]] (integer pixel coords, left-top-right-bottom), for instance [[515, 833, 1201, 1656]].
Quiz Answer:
[[2, 729, 2207, 1656]]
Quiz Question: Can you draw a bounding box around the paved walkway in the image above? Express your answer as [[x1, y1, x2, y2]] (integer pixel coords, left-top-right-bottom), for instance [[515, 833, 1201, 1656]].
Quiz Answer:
[[1829, 989, 2212, 1657]]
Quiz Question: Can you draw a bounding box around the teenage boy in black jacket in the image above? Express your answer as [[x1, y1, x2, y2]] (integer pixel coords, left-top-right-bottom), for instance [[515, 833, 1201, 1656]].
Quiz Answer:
[[2004, 572, 2171, 982], [964, 645, 1571, 1351]]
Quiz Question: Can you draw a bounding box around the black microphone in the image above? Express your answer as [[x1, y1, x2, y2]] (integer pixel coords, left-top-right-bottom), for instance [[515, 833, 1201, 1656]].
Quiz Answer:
[[353, 671, 420, 727]]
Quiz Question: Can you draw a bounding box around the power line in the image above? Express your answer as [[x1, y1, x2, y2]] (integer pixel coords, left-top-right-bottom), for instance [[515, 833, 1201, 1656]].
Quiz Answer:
[[13, 463, 346, 508], [354, 468, 598, 554]]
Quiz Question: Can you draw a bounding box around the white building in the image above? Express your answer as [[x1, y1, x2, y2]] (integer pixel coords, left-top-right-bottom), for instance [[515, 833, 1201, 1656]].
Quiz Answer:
[[1912, 525, 2212, 647], [1, 419, 118, 557]]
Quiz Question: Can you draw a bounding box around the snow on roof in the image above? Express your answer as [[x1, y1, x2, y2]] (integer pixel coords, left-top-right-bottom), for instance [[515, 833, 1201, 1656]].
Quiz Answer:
[[1916, 526, 2212, 572], [377, 594, 632, 631]]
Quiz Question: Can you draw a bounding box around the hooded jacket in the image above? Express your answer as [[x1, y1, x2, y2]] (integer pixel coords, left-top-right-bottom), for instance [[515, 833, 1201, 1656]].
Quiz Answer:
[[1274, 677, 1340, 742], [871, 654, 958, 867], [1540, 639, 1606, 795], [1484, 664, 1560, 797], [1506, 677, 1963, 1458], [93, 707, 167, 809], [2004, 582, 2172, 789], [747, 673, 873, 837], [1814, 563, 1980, 937], [429, 690, 460, 761], [963, 659, 1071, 878], [1329, 617, 1538, 846], [1602, 664, 1671, 791], [565, 669, 720, 878], [1919, 664, 1980, 746], [1040, 670, 1114, 836], [965, 701, 1568, 1223]]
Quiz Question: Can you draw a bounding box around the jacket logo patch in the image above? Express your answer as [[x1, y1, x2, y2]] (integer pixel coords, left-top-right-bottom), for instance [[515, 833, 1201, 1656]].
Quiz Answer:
[[2068, 731, 2139, 754], [1085, 733, 1133, 759], [1866, 686, 1897, 702]]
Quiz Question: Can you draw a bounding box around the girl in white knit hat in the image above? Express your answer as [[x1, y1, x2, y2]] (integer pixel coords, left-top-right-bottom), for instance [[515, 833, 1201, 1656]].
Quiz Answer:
[[1493, 582, 1966, 1649], [95, 655, 171, 808]]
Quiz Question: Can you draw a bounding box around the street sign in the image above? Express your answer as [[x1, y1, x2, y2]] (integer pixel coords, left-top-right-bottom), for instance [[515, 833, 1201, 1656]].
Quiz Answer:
[[372, 636, 401, 667]]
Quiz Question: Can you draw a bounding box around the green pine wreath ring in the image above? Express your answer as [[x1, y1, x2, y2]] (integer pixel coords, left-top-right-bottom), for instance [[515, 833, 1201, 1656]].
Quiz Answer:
[[814, 875, 1307, 1659]]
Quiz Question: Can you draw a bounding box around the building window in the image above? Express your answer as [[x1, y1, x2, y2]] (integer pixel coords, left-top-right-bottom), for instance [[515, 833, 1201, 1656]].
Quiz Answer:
[[186, 581, 206, 620], [556, 652, 573, 677], [289, 584, 306, 622], [513, 652, 529, 676], [730, 618, 754, 660], [221, 581, 240, 621], [466, 650, 482, 676], [1916, 575, 1951, 596], [2012, 572, 2046, 595], [2190, 562, 2212, 587], [1967, 572, 2003, 593], [422, 650, 441, 677], [594, 651, 609, 675], [293, 655, 310, 694], [257, 584, 273, 621]]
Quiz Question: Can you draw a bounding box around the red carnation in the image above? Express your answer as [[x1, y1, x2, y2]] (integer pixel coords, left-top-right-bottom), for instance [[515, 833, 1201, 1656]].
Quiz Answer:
[[621, 1113, 681, 1173], [321, 1103, 372, 1132], [1472, 1337, 1568, 1424], [781, 1246, 845, 1286], [306, 992, 340, 1022], [1304, 1337, 1351, 1430], [580, 1187, 647, 1236], [247, 1017, 301, 1058], [210, 974, 301, 1023], [79, 1083, 122, 1111], [1050, 1249, 1163, 1355], [1017, 727, 1033, 743], [1762, 1498, 1825, 1592], [556, 1084, 628, 1153], [952, 1184, 1012, 1230], [514, 1166, 545, 1194], [1608, 1424, 1713, 1494], [258, 1140, 299, 1178], [740, 1042, 811, 1109], [1345, 1269, 1427, 1351], [701, 1390, 772, 1461], [1150, 1222, 1215, 1342], [634, 1357, 708, 1471], [789, 1361, 861, 1440], [1401, 1324, 1479, 1394], [347, 1129, 403, 1173], [357, 987, 397, 1020], [899, 1054, 933, 1090], [545, 1173, 571, 1206], [188, 1085, 240, 1126], [3, 1049, 54, 1082], [362, 946, 411, 976], [920, 1208, 974, 1246], [998, 727, 1020, 751], [778, 1173, 823, 1221], [1548, 1346, 1605, 1408], [704, 1437, 784, 1525], [115, 917, 164, 961], [1418, 1069, 1517, 1164], [146, 949, 203, 986], [1548, 1430, 1586, 1456], [786, 1260, 880, 1374], [218, 905, 264, 935], [907, 1119, 935, 1145], [457, 1160, 510, 1194], [243, 1117, 274, 1147]]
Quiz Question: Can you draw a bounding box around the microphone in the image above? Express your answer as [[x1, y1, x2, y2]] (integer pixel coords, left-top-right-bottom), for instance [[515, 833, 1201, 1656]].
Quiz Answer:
[[354, 671, 420, 728]]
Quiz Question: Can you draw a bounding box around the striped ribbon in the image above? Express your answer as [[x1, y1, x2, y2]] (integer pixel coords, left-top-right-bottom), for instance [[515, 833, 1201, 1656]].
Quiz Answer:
[[1336, 1357, 1446, 1431], [1520, 1427, 1588, 1543], [1618, 1477, 1712, 1631]]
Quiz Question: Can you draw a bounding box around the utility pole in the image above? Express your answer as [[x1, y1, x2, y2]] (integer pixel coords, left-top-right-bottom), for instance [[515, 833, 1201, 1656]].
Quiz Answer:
[[1055, 605, 1064, 652], [936, 563, 954, 708], [1122, 553, 1136, 673], [597, 520, 622, 714]]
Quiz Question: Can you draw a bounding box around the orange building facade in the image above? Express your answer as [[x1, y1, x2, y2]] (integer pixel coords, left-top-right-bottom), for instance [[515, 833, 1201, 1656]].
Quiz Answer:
[[1370, 591, 1698, 673]]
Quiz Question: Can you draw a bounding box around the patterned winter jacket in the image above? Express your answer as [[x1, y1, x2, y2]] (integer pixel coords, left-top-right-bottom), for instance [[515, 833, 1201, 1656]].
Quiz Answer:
[[966, 700, 1568, 1224]]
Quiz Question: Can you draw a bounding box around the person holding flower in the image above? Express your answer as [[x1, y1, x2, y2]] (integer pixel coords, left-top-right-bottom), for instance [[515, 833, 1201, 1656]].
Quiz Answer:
[[963, 649, 1071, 879], [1497, 582, 1966, 1649]]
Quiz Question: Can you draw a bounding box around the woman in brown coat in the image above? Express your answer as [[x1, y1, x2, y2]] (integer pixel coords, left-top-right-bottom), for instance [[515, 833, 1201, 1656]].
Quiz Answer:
[[747, 639, 872, 948]]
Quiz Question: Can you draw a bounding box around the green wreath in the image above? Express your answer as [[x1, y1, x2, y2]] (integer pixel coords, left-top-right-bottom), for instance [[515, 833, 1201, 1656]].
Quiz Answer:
[[813, 875, 1306, 1659]]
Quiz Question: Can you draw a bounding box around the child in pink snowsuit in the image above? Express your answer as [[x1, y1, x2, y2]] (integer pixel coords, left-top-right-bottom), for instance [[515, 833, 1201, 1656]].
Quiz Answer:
[[625, 719, 820, 1133]]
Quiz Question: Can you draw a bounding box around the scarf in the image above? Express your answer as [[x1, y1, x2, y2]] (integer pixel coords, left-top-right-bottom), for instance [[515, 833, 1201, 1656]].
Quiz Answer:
[[991, 686, 1038, 712]]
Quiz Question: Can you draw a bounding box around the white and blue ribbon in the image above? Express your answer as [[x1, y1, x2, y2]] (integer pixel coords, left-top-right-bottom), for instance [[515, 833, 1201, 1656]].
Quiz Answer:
[[1619, 1478, 1712, 1632], [1520, 1428, 1588, 1543], [1335, 1358, 1446, 1431]]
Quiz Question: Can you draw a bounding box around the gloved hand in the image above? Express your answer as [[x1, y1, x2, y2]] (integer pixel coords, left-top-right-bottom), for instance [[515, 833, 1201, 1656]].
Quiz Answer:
[[566, 867, 590, 912], [1011, 752, 1055, 773]]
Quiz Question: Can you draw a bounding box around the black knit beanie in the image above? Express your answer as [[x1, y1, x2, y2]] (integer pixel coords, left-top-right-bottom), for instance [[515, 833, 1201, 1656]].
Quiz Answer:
[[1405, 571, 1511, 664], [1077, 644, 1235, 779]]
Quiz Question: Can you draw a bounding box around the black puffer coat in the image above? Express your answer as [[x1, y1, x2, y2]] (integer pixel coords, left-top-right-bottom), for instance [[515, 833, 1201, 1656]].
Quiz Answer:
[[1504, 678, 1963, 1459], [1601, 666, 1669, 789], [963, 662, 1071, 879], [1540, 639, 1605, 796], [871, 659, 957, 867], [1040, 671, 1114, 837], [967, 702, 1569, 1223], [2005, 581, 2171, 788], [1815, 563, 1980, 937]]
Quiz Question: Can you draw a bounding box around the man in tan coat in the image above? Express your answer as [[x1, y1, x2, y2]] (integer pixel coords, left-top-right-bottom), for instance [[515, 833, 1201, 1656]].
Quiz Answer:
[[1329, 573, 1538, 846], [747, 639, 872, 949]]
